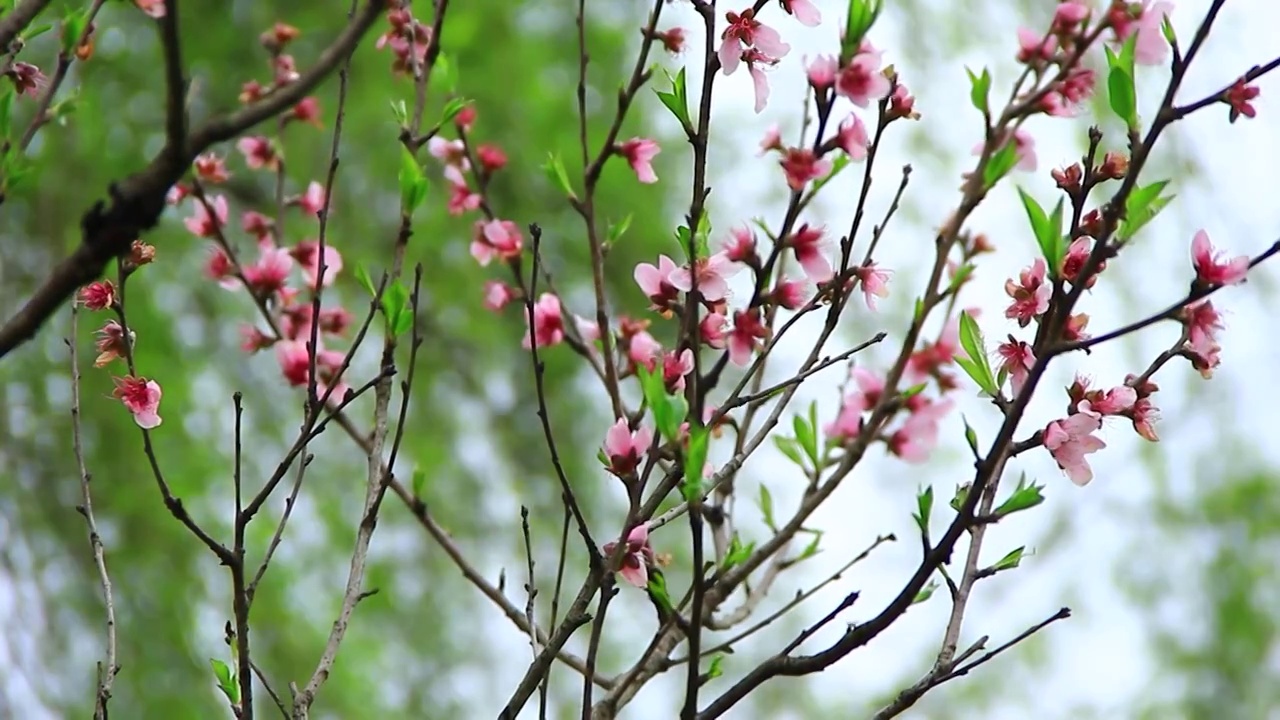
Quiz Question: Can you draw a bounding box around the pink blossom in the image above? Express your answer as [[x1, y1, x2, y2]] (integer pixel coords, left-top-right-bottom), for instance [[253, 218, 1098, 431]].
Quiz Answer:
[[890, 397, 954, 463], [662, 349, 695, 393], [1043, 413, 1105, 486], [134, 0, 164, 18], [240, 325, 274, 353], [835, 48, 890, 107], [824, 367, 884, 440], [1130, 396, 1161, 442], [701, 312, 729, 348], [427, 137, 470, 170], [470, 219, 523, 266], [204, 249, 241, 291], [477, 144, 508, 172], [789, 224, 832, 283], [780, 148, 831, 191], [242, 211, 275, 245], [290, 241, 343, 289], [635, 255, 683, 309], [602, 524, 654, 588], [483, 280, 516, 311], [184, 195, 228, 238], [854, 263, 891, 310], [772, 277, 810, 310], [1180, 299, 1224, 352], [743, 48, 781, 113], [1054, 1, 1091, 30], [444, 165, 482, 216], [523, 293, 565, 349], [79, 280, 115, 311], [1016, 27, 1056, 64], [1061, 236, 1104, 288], [236, 136, 279, 171], [1132, 1, 1174, 66], [617, 138, 660, 184], [806, 55, 837, 89], [719, 8, 790, 76], [293, 181, 327, 217], [94, 321, 132, 367], [1077, 385, 1137, 418], [1191, 229, 1248, 286], [112, 376, 162, 429], [628, 331, 662, 370], [728, 309, 768, 366], [318, 307, 352, 336], [996, 338, 1035, 396], [275, 340, 349, 401], [243, 247, 294, 296], [779, 0, 821, 26], [837, 113, 870, 160], [668, 252, 741, 303], [1004, 258, 1051, 326], [722, 226, 758, 265], [759, 125, 783, 155], [603, 419, 653, 476], [194, 153, 230, 183]]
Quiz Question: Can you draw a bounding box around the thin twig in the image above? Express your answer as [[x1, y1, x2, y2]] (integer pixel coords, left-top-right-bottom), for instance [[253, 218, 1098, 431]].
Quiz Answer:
[[68, 305, 118, 720]]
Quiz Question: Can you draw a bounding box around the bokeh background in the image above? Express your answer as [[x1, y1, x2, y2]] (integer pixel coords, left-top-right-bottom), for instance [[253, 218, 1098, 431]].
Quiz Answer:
[[1, 0, 1278, 718]]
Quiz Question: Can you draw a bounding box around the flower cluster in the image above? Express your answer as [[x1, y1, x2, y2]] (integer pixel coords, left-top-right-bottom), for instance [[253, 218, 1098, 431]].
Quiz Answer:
[[76, 242, 162, 429]]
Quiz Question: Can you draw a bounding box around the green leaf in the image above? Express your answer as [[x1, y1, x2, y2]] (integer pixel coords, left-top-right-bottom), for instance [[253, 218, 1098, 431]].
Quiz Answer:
[[0, 91, 13, 138], [389, 99, 408, 127], [209, 658, 239, 704], [808, 152, 851, 196], [991, 546, 1027, 573], [411, 467, 426, 497], [654, 66, 692, 130], [382, 280, 411, 336], [792, 413, 818, 467], [22, 22, 52, 42], [994, 473, 1046, 517], [956, 311, 998, 396], [682, 424, 711, 501], [1104, 36, 1139, 129], [647, 571, 673, 613], [637, 364, 687, 441], [1119, 180, 1174, 242], [962, 416, 980, 457], [606, 214, 633, 245], [707, 654, 726, 681], [723, 534, 755, 570], [541, 152, 577, 200], [912, 580, 938, 605], [947, 262, 975, 294], [902, 382, 928, 399], [1161, 15, 1177, 47], [798, 530, 823, 561], [440, 97, 469, 125], [1017, 188, 1066, 274], [432, 52, 458, 94], [397, 146, 428, 215], [61, 9, 88, 54], [966, 66, 991, 114], [913, 485, 933, 535], [392, 303, 415, 337], [950, 483, 971, 512], [354, 263, 377, 298], [772, 436, 805, 468], [841, 0, 883, 62], [757, 484, 776, 531], [982, 140, 1019, 191]]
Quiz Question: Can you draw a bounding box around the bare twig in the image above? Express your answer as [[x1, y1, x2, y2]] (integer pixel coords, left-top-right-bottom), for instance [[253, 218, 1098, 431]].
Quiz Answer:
[[67, 305, 118, 720]]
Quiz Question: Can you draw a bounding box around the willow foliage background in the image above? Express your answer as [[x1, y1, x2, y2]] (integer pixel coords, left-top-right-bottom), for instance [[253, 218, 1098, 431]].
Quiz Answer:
[[1, 0, 1277, 718]]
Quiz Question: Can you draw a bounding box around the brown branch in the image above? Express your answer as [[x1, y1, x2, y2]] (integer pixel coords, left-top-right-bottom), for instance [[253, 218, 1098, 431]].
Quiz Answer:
[[0, 0, 383, 361], [0, 0, 53, 51]]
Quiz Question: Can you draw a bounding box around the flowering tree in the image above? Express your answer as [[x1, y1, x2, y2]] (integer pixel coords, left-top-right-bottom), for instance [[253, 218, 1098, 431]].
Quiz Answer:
[[0, 0, 1275, 717]]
